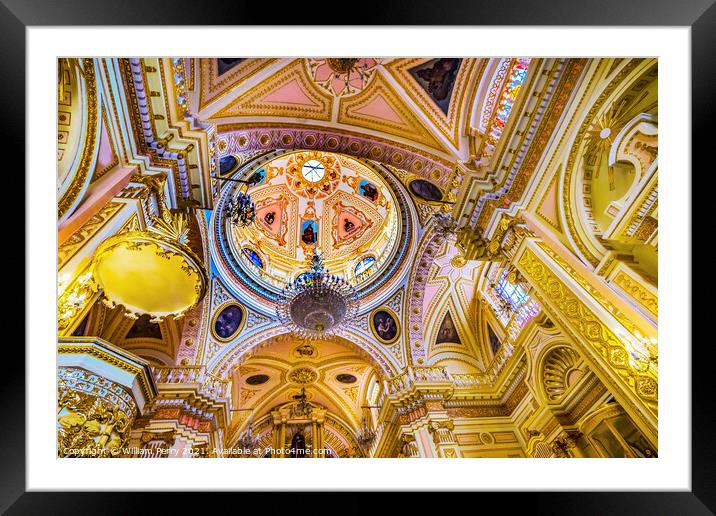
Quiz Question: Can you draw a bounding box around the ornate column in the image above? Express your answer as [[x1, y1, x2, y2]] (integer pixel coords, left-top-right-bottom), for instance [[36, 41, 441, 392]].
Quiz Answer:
[[427, 419, 460, 458], [311, 420, 318, 457], [312, 410, 327, 458], [514, 237, 657, 446], [57, 337, 156, 457], [396, 432, 420, 458], [271, 408, 288, 458]]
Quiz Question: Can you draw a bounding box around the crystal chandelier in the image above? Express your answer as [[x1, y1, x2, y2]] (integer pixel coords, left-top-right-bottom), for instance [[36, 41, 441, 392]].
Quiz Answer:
[[276, 249, 359, 339], [214, 171, 263, 228], [225, 191, 255, 228], [237, 420, 259, 453], [356, 416, 376, 451]]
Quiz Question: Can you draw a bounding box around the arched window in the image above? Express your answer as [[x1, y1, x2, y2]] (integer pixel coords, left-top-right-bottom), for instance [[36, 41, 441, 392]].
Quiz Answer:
[[354, 256, 376, 277], [496, 270, 529, 308], [493, 270, 540, 329], [242, 247, 263, 269]]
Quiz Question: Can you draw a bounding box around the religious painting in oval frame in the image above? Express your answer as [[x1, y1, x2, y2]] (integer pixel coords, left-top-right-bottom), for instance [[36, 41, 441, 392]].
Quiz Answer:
[[369, 307, 400, 345], [211, 302, 246, 342], [408, 178, 444, 203]]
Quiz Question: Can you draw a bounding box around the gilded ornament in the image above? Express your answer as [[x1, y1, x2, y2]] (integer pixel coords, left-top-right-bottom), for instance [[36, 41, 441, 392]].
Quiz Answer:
[[288, 368, 318, 384], [518, 247, 657, 432], [58, 58, 100, 219], [57, 369, 136, 458]]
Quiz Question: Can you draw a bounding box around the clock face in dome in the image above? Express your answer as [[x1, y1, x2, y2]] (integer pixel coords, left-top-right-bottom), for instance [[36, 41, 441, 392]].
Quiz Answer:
[[301, 160, 325, 183], [229, 151, 401, 289]]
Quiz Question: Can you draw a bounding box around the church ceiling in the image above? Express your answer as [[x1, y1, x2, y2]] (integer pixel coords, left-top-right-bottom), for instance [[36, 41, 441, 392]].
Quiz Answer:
[[193, 58, 491, 159], [421, 239, 486, 371], [231, 334, 377, 429]]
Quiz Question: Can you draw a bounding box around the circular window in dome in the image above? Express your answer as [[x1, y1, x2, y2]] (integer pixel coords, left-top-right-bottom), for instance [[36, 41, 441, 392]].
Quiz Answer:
[[246, 374, 269, 385], [301, 159, 325, 182], [212, 304, 245, 341], [336, 373, 357, 384]]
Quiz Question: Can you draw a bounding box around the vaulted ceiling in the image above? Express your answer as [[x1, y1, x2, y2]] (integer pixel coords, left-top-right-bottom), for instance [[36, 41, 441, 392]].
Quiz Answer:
[[192, 58, 488, 162], [230, 334, 379, 432]]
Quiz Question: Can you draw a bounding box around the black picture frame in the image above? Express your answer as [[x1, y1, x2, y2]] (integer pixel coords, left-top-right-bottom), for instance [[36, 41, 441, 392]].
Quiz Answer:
[[11, 0, 706, 512]]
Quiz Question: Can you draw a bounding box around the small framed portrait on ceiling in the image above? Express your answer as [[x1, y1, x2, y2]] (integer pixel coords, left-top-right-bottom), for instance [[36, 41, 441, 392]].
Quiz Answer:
[[370, 307, 400, 344]]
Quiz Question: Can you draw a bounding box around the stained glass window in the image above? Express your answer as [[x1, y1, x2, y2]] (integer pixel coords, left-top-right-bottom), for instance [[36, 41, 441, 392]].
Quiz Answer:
[[354, 256, 376, 277], [489, 58, 531, 143], [242, 248, 263, 269], [496, 270, 529, 308]]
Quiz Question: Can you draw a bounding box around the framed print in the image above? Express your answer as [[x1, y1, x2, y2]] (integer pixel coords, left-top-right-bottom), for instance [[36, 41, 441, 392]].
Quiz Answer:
[[12, 0, 710, 512]]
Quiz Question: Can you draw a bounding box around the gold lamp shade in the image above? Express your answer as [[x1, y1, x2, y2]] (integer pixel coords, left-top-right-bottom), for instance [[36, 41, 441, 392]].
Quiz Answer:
[[91, 230, 208, 320]]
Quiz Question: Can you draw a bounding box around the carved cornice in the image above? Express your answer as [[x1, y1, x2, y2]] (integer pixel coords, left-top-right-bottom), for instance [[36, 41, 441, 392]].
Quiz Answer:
[[57, 337, 157, 409], [58, 58, 100, 220], [476, 59, 588, 229]]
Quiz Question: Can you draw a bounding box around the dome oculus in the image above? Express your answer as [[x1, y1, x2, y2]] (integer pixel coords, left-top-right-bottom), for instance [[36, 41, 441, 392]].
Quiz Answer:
[[301, 159, 325, 182]]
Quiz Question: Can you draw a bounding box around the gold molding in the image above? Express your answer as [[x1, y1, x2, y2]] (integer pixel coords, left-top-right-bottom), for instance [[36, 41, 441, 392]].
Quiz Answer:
[[560, 58, 649, 267], [338, 71, 449, 152], [58, 201, 124, 269], [384, 58, 484, 148], [57, 339, 156, 404], [613, 270, 658, 317], [536, 174, 562, 232], [211, 60, 333, 121], [535, 241, 652, 339], [517, 246, 657, 428], [215, 121, 455, 170], [198, 58, 278, 112], [90, 109, 119, 183], [58, 58, 100, 219]]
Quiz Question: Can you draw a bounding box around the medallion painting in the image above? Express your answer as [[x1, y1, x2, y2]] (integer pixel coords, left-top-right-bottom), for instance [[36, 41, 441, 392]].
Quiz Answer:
[[359, 179, 379, 202], [219, 154, 238, 175], [301, 220, 318, 245], [370, 308, 400, 344], [409, 179, 444, 203], [488, 324, 501, 354], [213, 303, 245, 341]]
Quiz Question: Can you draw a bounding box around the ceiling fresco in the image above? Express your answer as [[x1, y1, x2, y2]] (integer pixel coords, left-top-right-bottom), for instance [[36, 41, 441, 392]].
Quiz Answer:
[[227, 150, 400, 289], [229, 334, 379, 431]]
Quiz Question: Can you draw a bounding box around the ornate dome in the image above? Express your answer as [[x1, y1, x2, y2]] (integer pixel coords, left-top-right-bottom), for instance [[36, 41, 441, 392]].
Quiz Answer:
[[213, 150, 411, 308]]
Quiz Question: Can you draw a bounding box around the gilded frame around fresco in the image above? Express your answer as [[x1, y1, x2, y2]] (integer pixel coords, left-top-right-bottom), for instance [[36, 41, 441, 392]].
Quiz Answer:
[[13, 0, 710, 512]]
